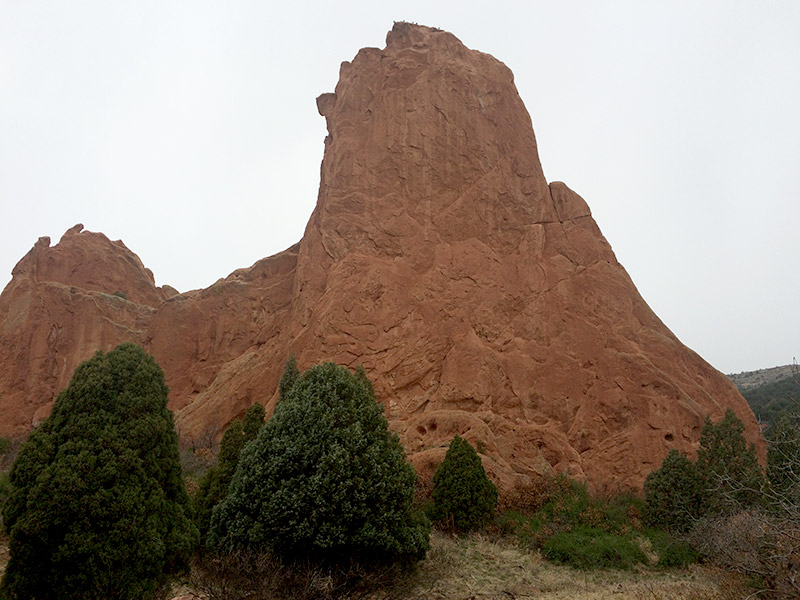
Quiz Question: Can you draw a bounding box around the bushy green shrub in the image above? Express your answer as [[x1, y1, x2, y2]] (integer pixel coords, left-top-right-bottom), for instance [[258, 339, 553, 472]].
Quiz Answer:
[[499, 475, 648, 554], [209, 362, 429, 565], [644, 450, 703, 532], [696, 409, 765, 514], [194, 403, 265, 541], [642, 410, 764, 533], [0, 343, 198, 600], [766, 413, 800, 503], [536, 476, 592, 529], [645, 529, 698, 568], [601, 493, 646, 530], [428, 435, 497, 532], [497, 475, 697, 570], [542, 526, 647, 570], [530, 476, 639, 534]]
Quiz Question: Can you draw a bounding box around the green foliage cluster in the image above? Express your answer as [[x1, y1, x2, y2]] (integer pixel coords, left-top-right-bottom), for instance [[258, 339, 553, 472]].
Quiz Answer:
[[766, 413, 800, 502], [645, 529, 698, 568], [542, 526, 647, 570], [644, 409, 764, 531], [643, 450, 702, 532], [742, 374, 800, 425], [696, 409, 764, 513], [535, 477, 596, 530], [209, 362, 429, 565], [639, 408, 773, 581], [501, 476, 644, 539], [513, 516, 691, 570], [278, 354, 300, 402], [193, 403, 265, 542], [428, 435, 497, 532], [0, 437, 9, 456], [498, 476, 696, 570], [0, 343, 198, 600]]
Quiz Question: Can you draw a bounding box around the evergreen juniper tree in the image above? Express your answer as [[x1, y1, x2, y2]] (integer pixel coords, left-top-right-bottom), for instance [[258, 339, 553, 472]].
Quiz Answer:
[[696, 408, 765, 514], [643, 449, 703, 532], [278, 353, 300, 402], [194, 402, 265, 542], [241, 402, 265, 441], [428, 435, 498, 532], [208, 362, 429, 564], [0, 344, 198, 600]]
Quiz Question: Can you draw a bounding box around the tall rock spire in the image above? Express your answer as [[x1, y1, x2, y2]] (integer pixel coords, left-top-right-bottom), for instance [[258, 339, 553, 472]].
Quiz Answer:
[[289, 22, 762, 491]]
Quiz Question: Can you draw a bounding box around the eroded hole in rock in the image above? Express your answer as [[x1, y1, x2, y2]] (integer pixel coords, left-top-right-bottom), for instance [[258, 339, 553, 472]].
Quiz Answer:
[[417, 425, 426, 435], [429, 422, 437, 431], [664, 433, 674, 441]]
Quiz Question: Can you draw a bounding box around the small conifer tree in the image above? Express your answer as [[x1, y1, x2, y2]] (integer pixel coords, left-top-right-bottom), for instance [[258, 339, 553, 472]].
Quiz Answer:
[[241, 402, 265, 441], [194, 403, 265, 542], [0, 344, 197, 600], [209, 362, 429, 564], [643, 449, 703, 532], [217, 419, 245, 483], [278, 354, 300, 402], [429, 435, 498, 531], [696, 409, 764, 514]]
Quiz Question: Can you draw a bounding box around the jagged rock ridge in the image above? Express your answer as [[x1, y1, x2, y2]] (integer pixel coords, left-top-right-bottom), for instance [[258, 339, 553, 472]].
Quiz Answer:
[[0, 23, 762, 493]]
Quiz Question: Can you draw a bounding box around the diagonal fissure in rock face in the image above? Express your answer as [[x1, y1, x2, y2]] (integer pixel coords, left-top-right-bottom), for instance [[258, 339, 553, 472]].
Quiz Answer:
[[0, 22, 761, 493]]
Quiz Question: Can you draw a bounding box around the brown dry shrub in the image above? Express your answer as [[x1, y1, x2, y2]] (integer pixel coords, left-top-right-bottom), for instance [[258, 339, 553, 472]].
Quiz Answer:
[[627, 502, 643, 530], [578, 504, 606, 530], [688, 510, 800, 599], [190, 550, 411, 600], [412, 475, 434, 511], [498, 474, 560, 514]]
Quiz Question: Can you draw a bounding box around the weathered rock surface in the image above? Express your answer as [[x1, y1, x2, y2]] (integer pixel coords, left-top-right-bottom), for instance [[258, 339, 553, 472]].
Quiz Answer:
[[0, 225, 165, 431], [0, 24, 763, 493]]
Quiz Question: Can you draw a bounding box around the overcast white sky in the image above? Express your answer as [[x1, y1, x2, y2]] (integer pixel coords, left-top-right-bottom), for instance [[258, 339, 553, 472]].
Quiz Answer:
[[1, 1, 798, 374]]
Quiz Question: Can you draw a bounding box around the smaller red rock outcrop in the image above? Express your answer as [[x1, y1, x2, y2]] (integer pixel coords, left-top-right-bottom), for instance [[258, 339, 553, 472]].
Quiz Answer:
[[0, 225, 165, 433], [14, 224, 167, 307]]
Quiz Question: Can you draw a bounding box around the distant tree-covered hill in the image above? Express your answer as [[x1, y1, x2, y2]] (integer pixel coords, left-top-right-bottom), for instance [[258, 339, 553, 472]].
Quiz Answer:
[[729, 364, 797, 391], [736, 372, 800, 427]]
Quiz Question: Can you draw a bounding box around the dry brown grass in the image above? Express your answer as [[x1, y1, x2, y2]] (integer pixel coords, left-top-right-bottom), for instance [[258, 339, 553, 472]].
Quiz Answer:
[[0, 531, 748, 600], [398, 531, 743, 600]]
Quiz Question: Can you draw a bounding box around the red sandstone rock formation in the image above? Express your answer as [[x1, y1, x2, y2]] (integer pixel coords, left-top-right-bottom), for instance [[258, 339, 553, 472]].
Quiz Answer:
[[0, 23, 762, 493], [0, 225, 165, 431]]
